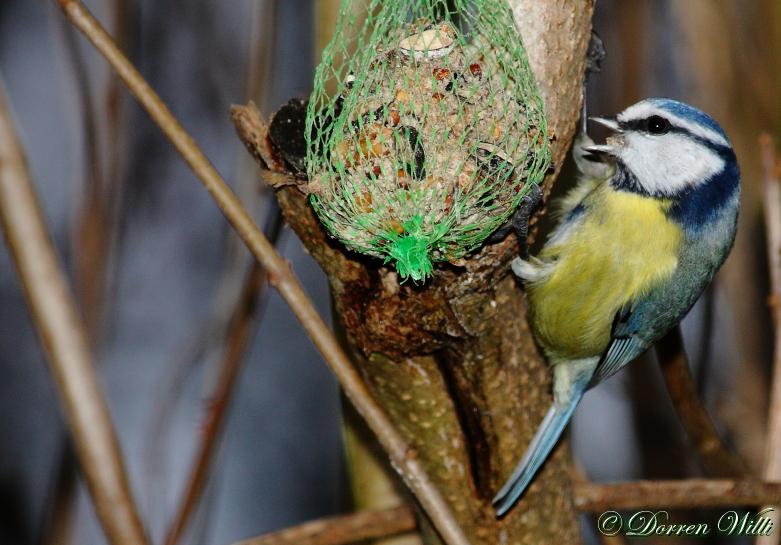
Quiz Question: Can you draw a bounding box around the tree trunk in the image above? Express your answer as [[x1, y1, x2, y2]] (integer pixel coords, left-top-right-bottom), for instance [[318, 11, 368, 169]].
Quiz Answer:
[[235, 2, 593, 542]]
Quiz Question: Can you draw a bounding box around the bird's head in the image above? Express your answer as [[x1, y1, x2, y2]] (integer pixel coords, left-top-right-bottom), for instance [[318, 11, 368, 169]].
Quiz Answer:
[[586, 98, 737, 199]]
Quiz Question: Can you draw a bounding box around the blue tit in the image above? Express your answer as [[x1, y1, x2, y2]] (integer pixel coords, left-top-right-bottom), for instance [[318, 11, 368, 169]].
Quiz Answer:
[[493, 98, 740, 516]]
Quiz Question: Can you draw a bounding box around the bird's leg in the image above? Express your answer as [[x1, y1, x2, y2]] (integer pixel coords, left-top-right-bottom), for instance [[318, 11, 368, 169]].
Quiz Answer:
[[581, 31, 606, 138], [512, 184, 543, 258], [575, 32, 612, 177], [486, 184, 543, 257], [489, 33, 604, 255]]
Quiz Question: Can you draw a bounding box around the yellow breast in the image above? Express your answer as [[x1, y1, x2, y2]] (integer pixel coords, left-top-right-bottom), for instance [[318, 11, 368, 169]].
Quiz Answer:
[[527, 184, 683, 360]]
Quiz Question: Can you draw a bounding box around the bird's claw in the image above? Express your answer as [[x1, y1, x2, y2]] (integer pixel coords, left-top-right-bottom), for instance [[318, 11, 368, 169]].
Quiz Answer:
[[487, 185, 543, 258], [585, 31, 606, 76], [581, 31, 607, 136]]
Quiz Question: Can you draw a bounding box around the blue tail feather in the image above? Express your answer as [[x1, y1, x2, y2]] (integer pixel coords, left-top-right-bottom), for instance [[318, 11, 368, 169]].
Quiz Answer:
[[492, 392, 583, 517]]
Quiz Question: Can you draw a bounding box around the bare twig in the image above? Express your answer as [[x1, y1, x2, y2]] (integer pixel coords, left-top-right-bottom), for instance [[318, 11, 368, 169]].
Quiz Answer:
[[62, 20, 111, 339], [39, 445, 78, 545], [574, 480, 781, 512], [40, 3, 133, 543], [231, 506, 418, 545], [163, 265, 262, 545], [656, 327, 746, 477], [760, 133, 781, 469], [164, 212, 283, 545], [0, 80, 148, 545], [53, 3, 469, 544], [757, 133, 781, 545]]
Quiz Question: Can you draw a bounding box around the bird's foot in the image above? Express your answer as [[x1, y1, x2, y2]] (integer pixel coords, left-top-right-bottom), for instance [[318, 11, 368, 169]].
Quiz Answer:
[[487, 185, 543, 258], [580, 31, 607, 136]]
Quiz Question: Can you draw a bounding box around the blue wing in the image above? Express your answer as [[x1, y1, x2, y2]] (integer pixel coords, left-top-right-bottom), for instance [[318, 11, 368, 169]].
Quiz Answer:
[[590, 304, 651, 386]]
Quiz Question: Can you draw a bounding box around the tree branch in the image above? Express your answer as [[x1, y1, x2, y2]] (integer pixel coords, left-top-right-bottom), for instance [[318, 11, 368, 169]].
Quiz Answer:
[[760, 133, 781, 476], [758, 133, 781, 545], [231, 506, 417, 545], [164, 261, 267, 545], [231, 2, 595, 540], [656, 327, 746, 477], [0, 79, 148, 545], [574, 480, 781, 512], [231, 479, 781, 544], [52, 2, 468, 544], [165, 202, 283, 545]]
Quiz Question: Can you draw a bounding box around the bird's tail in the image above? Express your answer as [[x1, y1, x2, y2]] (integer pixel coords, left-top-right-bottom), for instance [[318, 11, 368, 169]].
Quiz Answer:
[[492, 390, 584, 517]]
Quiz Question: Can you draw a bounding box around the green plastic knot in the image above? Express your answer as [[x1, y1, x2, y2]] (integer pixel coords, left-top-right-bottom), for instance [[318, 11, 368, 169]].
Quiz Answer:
[[384, 216, 445, 282]]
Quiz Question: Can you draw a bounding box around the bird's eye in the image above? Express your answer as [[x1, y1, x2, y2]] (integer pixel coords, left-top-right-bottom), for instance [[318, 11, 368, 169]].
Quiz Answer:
[[646, 115, 671, 135]]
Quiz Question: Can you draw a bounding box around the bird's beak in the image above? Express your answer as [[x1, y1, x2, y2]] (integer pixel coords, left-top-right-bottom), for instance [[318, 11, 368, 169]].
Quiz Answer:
[[584, 117, 622, 157], [589, 116, 621, 132], [583, 144, 616, 156]]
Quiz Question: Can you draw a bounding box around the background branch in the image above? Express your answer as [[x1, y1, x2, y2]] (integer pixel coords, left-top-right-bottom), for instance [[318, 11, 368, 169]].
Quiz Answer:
[[53, 2, 469, 544], [231, 506, 417, 545], [574, 479, 781, 512], [164, 211, 283, 545], [757, 133, 781, 545], [230, 477, 781, 545], [656, 327, 745, 477], [0, 79, 148, 545]]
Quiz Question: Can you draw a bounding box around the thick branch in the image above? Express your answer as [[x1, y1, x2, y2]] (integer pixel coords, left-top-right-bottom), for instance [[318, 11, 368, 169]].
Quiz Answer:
[[231, 2, 593, 541], [574, 480, 781, 512], [232, 506, 417, 545], [0, 80, 148, 545], [53, 3, 468, 544], [656, 327, 746, 477]]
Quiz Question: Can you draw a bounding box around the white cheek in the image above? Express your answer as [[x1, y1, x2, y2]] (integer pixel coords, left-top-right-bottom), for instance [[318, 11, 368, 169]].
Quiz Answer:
[[618, 133, 725, 195]]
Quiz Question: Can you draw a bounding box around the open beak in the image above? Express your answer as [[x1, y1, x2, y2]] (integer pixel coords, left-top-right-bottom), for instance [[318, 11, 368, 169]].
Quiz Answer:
[[584, 117, 622, 157]]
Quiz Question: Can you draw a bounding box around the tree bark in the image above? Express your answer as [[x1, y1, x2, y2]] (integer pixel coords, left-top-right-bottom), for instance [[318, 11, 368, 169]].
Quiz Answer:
[[233, 2, 593, 542]]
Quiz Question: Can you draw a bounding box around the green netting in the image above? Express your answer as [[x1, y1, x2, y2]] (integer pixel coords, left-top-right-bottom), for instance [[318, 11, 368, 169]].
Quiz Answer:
[[305, 0, 550, 282]]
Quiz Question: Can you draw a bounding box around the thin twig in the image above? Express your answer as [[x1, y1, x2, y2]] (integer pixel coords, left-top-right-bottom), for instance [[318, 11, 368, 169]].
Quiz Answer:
[[231, 505, 418, 545], [0, 80, 148, 545], [757, 133, 781, 545], [53, 3, 469, 544], [38, 444, 78, 545], [165, 211, 283, 545], [58, 14, 112, 340], [164, 265, 262, 545], [656, 327, 746, 477], [40, 4, 133, 544], [574, 480, 781, 512]]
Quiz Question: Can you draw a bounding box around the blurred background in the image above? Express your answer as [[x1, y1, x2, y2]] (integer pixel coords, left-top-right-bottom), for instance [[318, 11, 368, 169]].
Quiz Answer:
[[0, 1, 777, 544]]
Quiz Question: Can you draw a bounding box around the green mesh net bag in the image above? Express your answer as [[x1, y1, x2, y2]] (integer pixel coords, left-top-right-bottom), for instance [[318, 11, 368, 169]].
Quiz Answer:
[[305, 0, 551, 282]]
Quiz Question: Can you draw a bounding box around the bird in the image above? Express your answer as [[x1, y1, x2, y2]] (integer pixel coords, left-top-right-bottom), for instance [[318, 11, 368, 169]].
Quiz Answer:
[[492, 97, 740, 517]]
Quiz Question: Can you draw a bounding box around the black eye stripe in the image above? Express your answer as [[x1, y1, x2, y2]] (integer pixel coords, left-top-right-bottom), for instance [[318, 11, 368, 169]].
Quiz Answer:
[[617, 117, 729, 152], [618, 117, 671, 134], [612, 118, 734, 170]]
